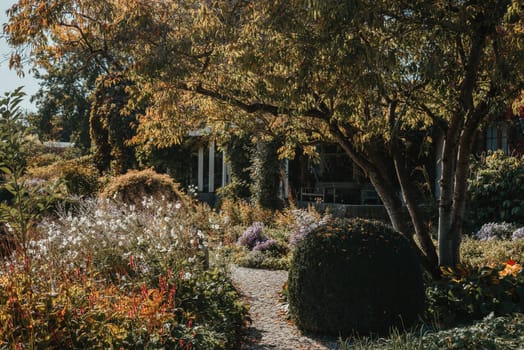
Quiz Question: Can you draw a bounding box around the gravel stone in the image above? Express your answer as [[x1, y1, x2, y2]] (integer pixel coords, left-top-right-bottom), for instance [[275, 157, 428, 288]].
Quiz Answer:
[[231, 266, 339, 350]]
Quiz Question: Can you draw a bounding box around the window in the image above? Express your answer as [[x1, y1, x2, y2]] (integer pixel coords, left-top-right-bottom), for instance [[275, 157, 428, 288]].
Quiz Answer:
[[486, 124, 508, 154], [317, 144, 353, 182]]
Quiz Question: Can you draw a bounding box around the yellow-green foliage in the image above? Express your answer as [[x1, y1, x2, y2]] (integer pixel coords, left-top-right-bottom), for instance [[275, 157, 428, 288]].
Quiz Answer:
[[461, 236, 524, 268], [100, 168, 188, 205], [218, 198, 274, 226], [26, 156, 100, 197], [26, 151, 62, 167], [426, 261, 524, 326]]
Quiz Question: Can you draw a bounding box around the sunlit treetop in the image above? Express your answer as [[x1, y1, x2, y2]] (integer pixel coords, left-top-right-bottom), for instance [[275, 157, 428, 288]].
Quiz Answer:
[[4, 0, 524, 152]]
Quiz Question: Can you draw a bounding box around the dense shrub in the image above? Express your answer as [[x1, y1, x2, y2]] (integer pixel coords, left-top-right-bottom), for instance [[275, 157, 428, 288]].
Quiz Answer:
[[426, 261, 524, 327], [288, 218, 425, 336], [468, 151, 524, 230], [26, 151, 62, 167], [220, 135, 252, 200], [62, 160, 100, 197], [100, 168, 188, 206], [339, 313, 524, 350], [249, 139, 284, 210], [420, 313, 524, 350]]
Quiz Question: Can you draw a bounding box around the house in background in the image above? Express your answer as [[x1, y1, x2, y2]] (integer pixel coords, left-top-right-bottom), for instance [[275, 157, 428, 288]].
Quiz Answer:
[[480, 107, 524, 156], [186, 138, 382, 208], [187, 100, 524, 209], [286, 143, 380, 205]]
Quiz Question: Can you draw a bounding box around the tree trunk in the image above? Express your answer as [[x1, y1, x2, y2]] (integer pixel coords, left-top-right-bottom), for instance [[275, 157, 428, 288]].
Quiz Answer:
[[366, 172, 410, 235], [330, 123, 438, 272], [438, 136, 460, 267], [392, 151, 439, 269]]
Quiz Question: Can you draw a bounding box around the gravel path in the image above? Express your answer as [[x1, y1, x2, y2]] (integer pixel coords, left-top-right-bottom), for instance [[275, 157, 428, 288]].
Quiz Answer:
[[231, 266, 339, 350]]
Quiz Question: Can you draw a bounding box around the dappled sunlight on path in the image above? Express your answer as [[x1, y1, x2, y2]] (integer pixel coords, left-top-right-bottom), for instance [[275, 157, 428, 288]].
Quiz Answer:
[[231, 266, 339, 350]]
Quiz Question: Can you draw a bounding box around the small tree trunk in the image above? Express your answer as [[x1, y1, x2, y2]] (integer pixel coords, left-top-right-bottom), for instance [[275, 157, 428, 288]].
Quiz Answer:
[[367, 173, 410, 234], [438, 134, 460, 267], [392, 151, 439, 269]]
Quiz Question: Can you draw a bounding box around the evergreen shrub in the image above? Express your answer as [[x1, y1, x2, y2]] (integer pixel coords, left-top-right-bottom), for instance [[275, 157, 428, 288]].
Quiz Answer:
[[100, 169, 188, 206], [288, 218, 425, 336], [468, 151, 524, 230]]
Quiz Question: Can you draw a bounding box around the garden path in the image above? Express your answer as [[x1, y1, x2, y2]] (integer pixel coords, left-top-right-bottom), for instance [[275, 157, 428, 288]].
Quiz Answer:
[[231, 266, 339, 350]]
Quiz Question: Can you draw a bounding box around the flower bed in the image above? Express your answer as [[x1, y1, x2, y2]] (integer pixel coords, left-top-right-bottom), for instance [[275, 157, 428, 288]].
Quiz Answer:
[[0, 197, 247, 349]]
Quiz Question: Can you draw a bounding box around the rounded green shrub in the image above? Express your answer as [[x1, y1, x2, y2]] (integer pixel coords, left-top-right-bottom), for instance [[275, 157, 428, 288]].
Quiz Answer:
[[100, 168, 188, 205], [288, 218, 425, 336]]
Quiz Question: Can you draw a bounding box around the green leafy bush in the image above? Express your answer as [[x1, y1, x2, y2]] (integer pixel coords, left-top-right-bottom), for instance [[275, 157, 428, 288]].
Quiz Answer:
[[288, 218, 425, 336], [420, 313, 524, 350], [468, 151, 524, 230], [61, 157, 100, 197], [235, 249, 291, 270], [249, 139, 284, 210], [0, 88, 58, 251], [100, 168, 188, 206], [426, 261, 524, 327], [340, 313, 524, 350]]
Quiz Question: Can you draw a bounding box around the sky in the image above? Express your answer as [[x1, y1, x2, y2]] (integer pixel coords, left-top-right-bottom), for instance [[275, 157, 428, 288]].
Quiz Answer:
[[1, 0, 39, 113]]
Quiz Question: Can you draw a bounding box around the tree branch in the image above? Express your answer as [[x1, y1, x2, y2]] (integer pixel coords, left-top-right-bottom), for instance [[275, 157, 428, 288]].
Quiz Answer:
[[179, 82, 331, 120]]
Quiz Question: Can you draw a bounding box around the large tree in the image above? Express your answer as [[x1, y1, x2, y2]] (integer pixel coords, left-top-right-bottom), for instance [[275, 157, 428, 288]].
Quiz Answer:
[[5, 0, 524, 269], [30, 57, 101, 149]]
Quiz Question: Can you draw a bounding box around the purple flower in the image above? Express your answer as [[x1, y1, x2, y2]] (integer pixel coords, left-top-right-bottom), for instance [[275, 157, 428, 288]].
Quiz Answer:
[[237, 222, 265, 249], [289, 209, 331, 246], [253, 239, 279, 252], [475, 222, 515, 241], [512, 227, 524, 241]]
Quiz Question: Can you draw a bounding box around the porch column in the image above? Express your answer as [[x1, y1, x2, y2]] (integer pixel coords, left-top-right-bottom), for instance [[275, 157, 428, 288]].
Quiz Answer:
[[198, 146, 204, 191], [222, 147, 229, 187], [208, 141, 215, 192]]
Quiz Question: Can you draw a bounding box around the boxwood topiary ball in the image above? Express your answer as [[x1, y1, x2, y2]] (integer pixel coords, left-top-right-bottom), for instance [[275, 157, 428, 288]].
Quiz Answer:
[[288, 218, 425, 336]]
